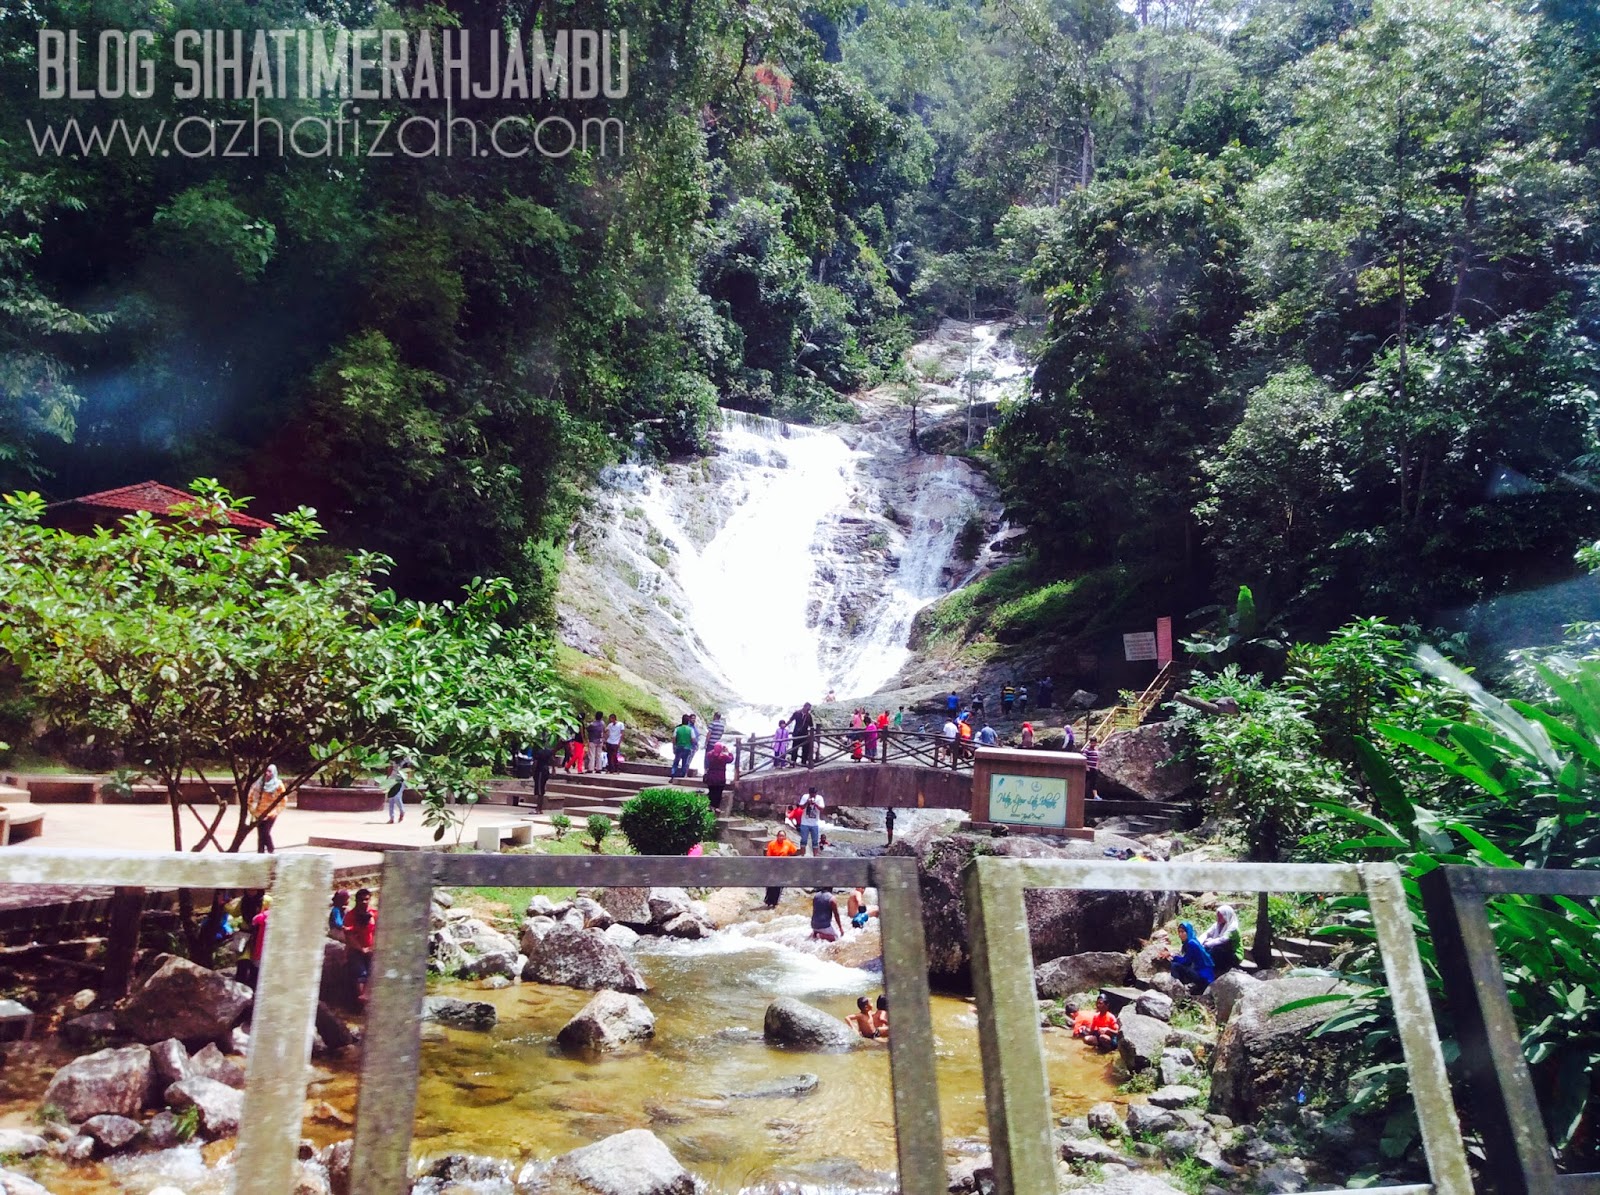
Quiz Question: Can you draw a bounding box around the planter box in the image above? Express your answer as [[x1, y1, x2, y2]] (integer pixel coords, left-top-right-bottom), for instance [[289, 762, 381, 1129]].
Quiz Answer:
[[24, 779, 98, 803], [296, 785, 385, 813]]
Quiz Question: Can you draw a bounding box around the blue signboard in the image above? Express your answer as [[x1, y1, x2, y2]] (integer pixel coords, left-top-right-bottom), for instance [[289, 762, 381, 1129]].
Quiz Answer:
[[988, 773, 1067, 828]]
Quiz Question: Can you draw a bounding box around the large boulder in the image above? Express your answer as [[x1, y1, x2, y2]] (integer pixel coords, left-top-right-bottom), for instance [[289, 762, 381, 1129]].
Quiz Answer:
[[522, 926, 648, 993], [888, 831, 1166, 988], [79, 1114, 142, 1153], [1117, 1013, 1170, 1073], [557, 991, 656, 1052], [646, 889, 692, 927], [589, 888, 654, 927], [762, 998, 856, 1053], [1210, 976, 1359, 1122], [544, 1129, 695, 1195], [164, 1075, 243, 1138], [149, 1039, 191, 1088], [189, 1043, 245, 1088], [1034, 952, 1131, 999], [1096, 723, 1197, 802], [40, 1044, 151, 1121], [1207, 969, 1260, 1025], [321, 940, 356, 1009], [118, 957, 251, 1045]]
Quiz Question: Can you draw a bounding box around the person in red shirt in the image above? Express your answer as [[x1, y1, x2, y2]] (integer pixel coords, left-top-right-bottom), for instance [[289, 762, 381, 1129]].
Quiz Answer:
[[1085, 992, 1120, 1052], [1066, 999, 1095, 1038], [344, 888, 378, 1005]]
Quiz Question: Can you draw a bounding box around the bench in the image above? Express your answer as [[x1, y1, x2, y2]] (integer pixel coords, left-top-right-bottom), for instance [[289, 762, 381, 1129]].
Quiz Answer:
[[475, 823, 534, 852]]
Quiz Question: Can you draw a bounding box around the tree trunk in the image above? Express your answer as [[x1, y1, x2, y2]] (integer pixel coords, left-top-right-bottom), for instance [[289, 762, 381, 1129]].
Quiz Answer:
[[1252, 889, 1273, 967], [102, 887, 145, 997]]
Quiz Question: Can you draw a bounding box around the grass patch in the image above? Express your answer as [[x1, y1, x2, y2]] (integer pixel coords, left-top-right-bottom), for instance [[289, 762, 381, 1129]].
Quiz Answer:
[[1168, 1156, 1212, 1195], [556, 645, 677, 741], [449, 833, 636, 910], [1117, 1068, 1160, 1095], [913, 560, 1165, 650]]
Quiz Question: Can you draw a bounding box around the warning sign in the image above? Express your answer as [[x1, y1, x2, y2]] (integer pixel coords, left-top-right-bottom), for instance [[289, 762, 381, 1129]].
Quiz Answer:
[[1123, 631, 1158, 662]]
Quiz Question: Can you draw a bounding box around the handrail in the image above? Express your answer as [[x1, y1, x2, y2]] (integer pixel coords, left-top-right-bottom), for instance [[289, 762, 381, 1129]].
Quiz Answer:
[[732, 725, 977, 776], [1089, 660, 1185, 743]]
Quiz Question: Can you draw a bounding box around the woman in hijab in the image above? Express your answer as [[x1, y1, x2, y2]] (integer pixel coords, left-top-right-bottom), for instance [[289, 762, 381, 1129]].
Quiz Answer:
[[250, 764, 287, 854], [1202, 904, 1242, 975], [1168, 920, 1216, 992]]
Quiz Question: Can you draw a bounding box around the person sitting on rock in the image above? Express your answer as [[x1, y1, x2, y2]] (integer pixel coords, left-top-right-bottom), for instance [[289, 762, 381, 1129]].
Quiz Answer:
[[1066, 999, 1095, 1038], [1086, 993, 1120, 1052], [1202, 904, 1242, 975], [1165, 921, 1216, 992], [846, 995, 881, 1039]]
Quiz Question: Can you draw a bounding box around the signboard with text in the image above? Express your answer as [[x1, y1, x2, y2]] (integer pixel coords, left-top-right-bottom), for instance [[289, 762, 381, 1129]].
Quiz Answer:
[[1123, 631, 1158, 662], [988, 773, 1068, 828]]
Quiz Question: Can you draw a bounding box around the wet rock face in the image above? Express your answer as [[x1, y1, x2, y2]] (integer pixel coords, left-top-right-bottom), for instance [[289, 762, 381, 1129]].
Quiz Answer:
[[421, 997, 498, 1032], [40, 1044, 152, 1122], [118, 957, 251, 1045], [890, 830, 1165, 989], [1209, 976, 1360, 1122], [761, 998, 857, 1053]]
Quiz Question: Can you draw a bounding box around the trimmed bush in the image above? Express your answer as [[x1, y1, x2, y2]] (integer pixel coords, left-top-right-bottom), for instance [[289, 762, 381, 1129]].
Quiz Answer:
[[619, 787, 717, 855]]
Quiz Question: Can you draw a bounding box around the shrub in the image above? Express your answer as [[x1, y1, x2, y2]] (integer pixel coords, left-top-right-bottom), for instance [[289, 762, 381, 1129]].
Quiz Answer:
[[619, 786, 717, 855], [550, 813, 571, 840], [586, 813, 613, 850]]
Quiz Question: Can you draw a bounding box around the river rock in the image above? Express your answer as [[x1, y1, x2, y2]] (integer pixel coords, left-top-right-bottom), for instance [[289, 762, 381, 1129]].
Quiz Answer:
[[762, 998, 856, 1053], [523, 925, 648, 993], [603, 924, 640, 950], [1135, 990, 1173, 1022], [1033, 951, 1131, 998], [0, 1131, 47, 1158], [1125, 1104, 1182, 1136], [1131, 937, 1172, 983], [189, 1042, 245, 1089], [322, 1139, 353, 1195], [1159, 1048, 1199, 1087], [321, 940, 356, 1009], [1209, 976, 1359, 1122], [1096, 723, 1197, 802], [1067, 690, 1099, 710], [661, 912, 711, 940], [591, 888, 654, 927], [118, 957, 251, 1045], [60, 1011, 119, 1047], [165, 1075, 243, 1138], [521, 917, 558, 953], [461, 950, 521, 981], [946, 1151, 994, 1193], [1207, 969, 1259, 1024], [1087, 1102, 1123, 1137], [79, 1114, 142, 1153], [1149, 1085, 1201, 1109], [888, 831, 1165, 987], [40, 1044, 151, 1122], [572, 897, 613, 929], [148, 1038, 191, 1088], [527, 894, 567, 917], [544, 1128, 695, 1195], [316, 1002, 359, 1052], [723, 1074, 818, 1099], [1117, 1013, 1169, 1073], [557, 991, 656, 1052], [0, 1169, 51, 1195], [142, 1111, 181, 1150], [1258, 1158, 1310, 1193], [646, 888, 692, 926], [421, 997, 497, 1032]]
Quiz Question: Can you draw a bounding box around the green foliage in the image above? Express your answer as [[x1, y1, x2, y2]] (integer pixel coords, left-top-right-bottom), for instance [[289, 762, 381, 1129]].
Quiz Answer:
[[173, 1104, 200, 1143], [586, 814, 614, 850], [954, 514, 985, 563], [619, 787, 718, 856], [550, 814, 572, 841]]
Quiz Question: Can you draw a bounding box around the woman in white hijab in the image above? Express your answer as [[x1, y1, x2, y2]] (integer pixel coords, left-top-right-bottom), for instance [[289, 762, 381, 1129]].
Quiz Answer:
[[250, 764, 287, 854], [1202, 903, 1242, 974]]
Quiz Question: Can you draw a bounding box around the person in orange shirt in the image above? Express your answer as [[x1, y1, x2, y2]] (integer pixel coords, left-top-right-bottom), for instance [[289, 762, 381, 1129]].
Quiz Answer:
[[1066, 999, 1095, 1037], [1085, 992, 1120, 1052], [763, 828, 798, 909]]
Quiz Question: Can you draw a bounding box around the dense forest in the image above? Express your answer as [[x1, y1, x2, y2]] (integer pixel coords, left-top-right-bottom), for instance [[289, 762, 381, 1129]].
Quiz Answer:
[[2, 0, 1598, 649]]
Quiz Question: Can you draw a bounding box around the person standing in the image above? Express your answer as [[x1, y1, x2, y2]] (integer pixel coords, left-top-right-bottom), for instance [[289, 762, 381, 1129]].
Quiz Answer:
[[670, 715, 695, 779], [939, 715, 959, 768], [884, 805, 897, 845], [945, 691, 960, 717], [532, 741, 555, 807], [706, 711, 726, 750], [797, 786, 826, 855], [977, 722, 998, 747], [1017, 685, 1029, 715], [384, 759, 408, 824], [1061, 722, 1076, 751], [892, 706, 906, 731], [972, 690, 986, 716], [1001, 684, 1015, 716], [810, 886, 844, 942], [764, 827, 798, 908], [250, 764, 286, 854], [586, 712, 606, 774], [705, 740, 735, 814], [604, 715, 626, 773], [1039, 676, 1055, 708], [772, 717, 791, 769], [789, 702, 817, 767], [566, 723, 586, 775], [328, 889, 350, 936], [1084, 736, 1101, 798], [344, 889, 378, 1005], [875, 710, 890, 761]]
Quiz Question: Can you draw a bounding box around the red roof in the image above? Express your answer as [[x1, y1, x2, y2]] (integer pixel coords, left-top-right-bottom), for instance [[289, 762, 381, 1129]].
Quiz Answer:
[[46, 482, 274, 532]]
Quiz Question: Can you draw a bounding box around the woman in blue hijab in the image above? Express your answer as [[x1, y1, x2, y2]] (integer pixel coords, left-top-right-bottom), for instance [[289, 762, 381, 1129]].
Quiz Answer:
[[1170, 921, 1216, 991]]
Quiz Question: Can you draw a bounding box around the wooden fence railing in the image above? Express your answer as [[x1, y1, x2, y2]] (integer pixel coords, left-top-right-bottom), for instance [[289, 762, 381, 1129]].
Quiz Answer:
[[733, 725, 976, 776]]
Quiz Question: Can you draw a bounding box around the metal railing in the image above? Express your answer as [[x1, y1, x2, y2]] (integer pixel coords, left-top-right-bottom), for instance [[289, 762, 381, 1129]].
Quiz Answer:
[[964, 857, 1473, 1195], [350, 853, 946, 1195], [0, 848, 332, 1195], [735, 725, 976, 776], [1089, 659, 1185, 743], [1420, 864, 1600, 1195]]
